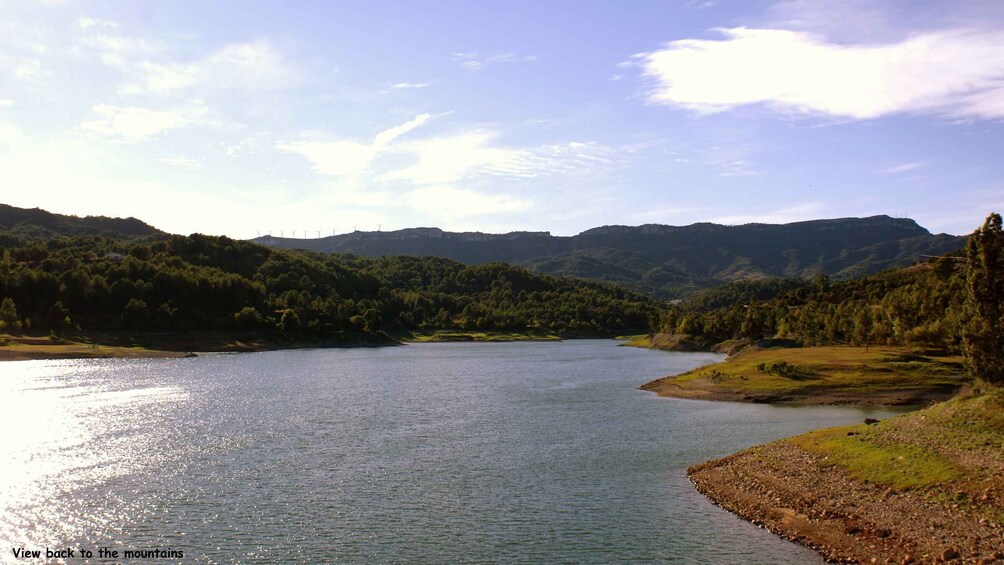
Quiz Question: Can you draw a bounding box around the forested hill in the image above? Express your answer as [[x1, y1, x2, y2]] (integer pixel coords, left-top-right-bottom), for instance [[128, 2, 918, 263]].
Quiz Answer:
[[0, 204, 162, 242], [251, 216, 965, 299], [0, 232, 659, 340], [653, 255, 968, 352]]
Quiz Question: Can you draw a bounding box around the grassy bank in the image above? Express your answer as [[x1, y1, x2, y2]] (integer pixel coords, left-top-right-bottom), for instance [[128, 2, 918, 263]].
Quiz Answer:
[[0, 334, 191, 361], [397, 330, 562, 343], [621, 332, 718, 352], [688, 387, 1004, 562], [640, 345, 967, 405], [0, 330, 396, 362]]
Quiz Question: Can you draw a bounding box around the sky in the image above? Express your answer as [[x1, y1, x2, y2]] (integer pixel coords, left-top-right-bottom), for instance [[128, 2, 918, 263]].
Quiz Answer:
[[1, 0, 1003, 238]]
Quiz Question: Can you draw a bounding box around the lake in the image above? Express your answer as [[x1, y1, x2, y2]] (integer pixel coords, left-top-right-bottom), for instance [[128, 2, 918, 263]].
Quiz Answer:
[[0, 340, 905, 563]]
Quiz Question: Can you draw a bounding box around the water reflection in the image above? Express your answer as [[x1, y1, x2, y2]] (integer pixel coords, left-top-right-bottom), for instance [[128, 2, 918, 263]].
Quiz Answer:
[[0, 343, 906, 563]]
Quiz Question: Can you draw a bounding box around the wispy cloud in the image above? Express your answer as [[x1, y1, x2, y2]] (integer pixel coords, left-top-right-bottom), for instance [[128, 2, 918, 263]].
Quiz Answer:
[[277, 113, 435, 177], [389, 82, 431, 90], [76, 17, 118, 30], [883, 161, 925, 174], [0, 99, 13, 108], [382, 134, 611, 185], [0, 54, 50, 82], [158, 156, 203, 168], [710, 202, 825, 225], [629, 205, 701, 222], [379, 81, 432, 94], [75, 20, 301, 96], [78, 103, 208, 142], [381, 130, 532, 184], [131, 39, 300, 94], [451, 51, 536, 71], [404, 186, 531, 220], [634, 27, 1004, 119], [280, 114, 612, 186]]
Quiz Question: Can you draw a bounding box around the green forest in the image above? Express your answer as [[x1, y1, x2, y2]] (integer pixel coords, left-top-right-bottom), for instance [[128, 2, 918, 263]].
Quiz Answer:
[[655, 213, 1003, 367], [1, 203, 1001, 378], [0, 232, 659, 340]]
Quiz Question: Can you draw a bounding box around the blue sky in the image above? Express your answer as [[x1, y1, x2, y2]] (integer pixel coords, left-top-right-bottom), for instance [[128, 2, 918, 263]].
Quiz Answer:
[[1, 0, 1003, 238]]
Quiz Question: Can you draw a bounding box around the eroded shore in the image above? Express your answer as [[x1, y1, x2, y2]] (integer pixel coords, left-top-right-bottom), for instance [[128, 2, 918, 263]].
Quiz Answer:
[[688, 390, 1004, 563]]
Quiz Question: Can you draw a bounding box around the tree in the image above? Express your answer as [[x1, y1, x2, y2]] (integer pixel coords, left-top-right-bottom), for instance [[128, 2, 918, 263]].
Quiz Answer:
[[278, 308, 300, 333], [234, 306, 262, 330], [0, 297, 18, 333], [962, 213, 1004, 384], [123, 298, 148, 330]]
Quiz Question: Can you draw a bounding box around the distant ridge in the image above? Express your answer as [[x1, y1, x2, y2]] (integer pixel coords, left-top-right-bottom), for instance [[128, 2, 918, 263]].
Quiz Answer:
[[0, 203, 161, 241], [252, 215, 966, 299], [0, 204, 966, 300]]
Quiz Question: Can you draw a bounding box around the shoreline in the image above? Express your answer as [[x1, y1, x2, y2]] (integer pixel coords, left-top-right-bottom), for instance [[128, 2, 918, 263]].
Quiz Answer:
[[686, 390, 1004, 563], [638, 343, 1002, 561], [0, 332, 397, 362], [0, 330, 638, 362], [639, 345, 968, 406]]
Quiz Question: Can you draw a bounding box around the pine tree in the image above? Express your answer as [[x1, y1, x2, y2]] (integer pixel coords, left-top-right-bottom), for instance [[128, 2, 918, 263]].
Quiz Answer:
[[962, 213, 1004, 384]]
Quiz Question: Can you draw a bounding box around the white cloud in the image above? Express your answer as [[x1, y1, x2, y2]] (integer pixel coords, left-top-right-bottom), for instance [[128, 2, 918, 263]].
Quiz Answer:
[[123, 39, 299, 94], [372, 113, 434, 146], [451, 51, 536, 71], [405, 186, 531, 219], [278, 113, 434, 177], [382, 130, 533, 184], [636, 27, 1004, 119], [79, 103, 207, 142], [382, 134, 613, 185], [279, 139, 376, 177], [485, 52, 537, 63], [282, 115, 616, 190], [76, 22, 300, 95], [0, 99, 13, 108], [389, 82, 431, 90], [0, 119, 388, 239], [205, 40, 297, 89], [77, 17, 118, 30], [11, 58, 49, 81], [883, 161, 924, 174], [158, 156, 203, 168]]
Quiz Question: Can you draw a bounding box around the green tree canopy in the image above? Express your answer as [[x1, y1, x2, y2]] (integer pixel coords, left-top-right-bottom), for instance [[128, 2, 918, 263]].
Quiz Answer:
[[962, 213, 1004, 384]]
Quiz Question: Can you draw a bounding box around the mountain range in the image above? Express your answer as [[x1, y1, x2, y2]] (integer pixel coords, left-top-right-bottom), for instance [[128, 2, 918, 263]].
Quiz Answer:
[[0, 204, 967, 300], [251, 216, 966, 299]]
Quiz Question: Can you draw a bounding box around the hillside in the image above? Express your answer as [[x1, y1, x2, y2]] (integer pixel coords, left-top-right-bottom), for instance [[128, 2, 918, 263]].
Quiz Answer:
[[639, 250, 970, 356], [0, 230, 660, 350], [251, 216, 965, 299], [0, 203, 162, 243]]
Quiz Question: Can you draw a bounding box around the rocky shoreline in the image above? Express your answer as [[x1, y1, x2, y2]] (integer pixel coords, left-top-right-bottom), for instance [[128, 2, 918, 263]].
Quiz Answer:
[[686, 391, 1004, 564]]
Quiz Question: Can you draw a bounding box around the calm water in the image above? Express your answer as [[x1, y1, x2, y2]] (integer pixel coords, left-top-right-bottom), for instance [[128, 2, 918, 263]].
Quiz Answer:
[[0, 340, 905, 564]]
